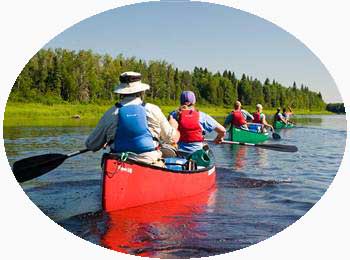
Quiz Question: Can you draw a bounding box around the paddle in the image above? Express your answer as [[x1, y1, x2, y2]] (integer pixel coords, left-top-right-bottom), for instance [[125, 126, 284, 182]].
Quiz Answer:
[[270, 127, 281, 140], [12, 149, 90, 183], [206, 139, 298, 153]]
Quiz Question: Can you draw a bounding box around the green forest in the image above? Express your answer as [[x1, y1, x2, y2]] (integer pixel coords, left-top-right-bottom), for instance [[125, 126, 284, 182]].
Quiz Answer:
[[9, 48, 326, 110], [326, 103, 345, 114]]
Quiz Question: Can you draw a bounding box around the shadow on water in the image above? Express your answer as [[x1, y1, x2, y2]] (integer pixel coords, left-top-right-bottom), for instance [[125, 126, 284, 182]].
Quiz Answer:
[[223, 175, 292, 189]]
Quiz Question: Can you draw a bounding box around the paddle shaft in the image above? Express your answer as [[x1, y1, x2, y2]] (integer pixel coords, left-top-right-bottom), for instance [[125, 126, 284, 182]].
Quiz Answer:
[[67, 148, 90, 158], [205, 139, 298, 153]]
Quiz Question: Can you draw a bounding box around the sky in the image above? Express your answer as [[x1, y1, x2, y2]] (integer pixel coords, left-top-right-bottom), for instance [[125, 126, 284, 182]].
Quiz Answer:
[[44, 1, 342, 103]]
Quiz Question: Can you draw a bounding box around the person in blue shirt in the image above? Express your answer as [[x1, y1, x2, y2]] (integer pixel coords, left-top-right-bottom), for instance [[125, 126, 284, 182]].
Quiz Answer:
[[168, 91, 226, 156]]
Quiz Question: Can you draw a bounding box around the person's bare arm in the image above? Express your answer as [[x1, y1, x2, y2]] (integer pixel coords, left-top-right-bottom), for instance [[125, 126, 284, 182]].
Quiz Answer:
[[262, 116, 274, 131], [213, 124, 226, 144]]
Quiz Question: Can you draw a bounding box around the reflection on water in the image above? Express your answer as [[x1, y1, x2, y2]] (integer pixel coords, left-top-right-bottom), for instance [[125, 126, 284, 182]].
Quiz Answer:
[[3, 114, 347, 258], [230, 145, 247, 171], [101, 188, 216, 258], [229, 146, 269, 171], [256, 148, 269, 168]]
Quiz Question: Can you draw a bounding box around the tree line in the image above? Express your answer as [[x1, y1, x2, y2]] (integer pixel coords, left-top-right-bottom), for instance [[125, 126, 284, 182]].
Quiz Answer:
[[10, 48, 326, 110], [326, 103, 345, 114]]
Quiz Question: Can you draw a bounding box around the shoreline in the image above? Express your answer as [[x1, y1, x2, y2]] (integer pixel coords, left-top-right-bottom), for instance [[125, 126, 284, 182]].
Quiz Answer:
[[3, 102, 334, 127]]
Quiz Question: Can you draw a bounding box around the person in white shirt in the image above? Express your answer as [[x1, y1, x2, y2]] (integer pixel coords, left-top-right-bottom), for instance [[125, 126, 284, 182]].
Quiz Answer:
[[85, 71, 179, 166]]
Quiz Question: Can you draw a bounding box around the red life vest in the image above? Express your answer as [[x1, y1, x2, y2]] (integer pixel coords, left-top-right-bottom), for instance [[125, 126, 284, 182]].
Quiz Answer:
[[178, 109, 204, 143], [231, 110, 247, 127], [253, 112, 262, 123]]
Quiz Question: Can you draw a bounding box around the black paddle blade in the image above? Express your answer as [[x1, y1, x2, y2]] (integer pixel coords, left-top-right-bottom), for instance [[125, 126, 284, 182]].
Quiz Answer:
[[272, 132, 281, 140], [256, 143, 298, 153], [12, 153, 67, 183]]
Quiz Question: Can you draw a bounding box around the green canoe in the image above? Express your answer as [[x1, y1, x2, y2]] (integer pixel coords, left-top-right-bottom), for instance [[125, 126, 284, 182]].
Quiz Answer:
[[229, 127, 269, 144], [274, 121, 295, 129]]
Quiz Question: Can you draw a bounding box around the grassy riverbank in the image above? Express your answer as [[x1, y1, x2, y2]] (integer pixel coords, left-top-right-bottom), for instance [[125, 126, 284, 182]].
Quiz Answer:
[[3, 102, 332, 127]]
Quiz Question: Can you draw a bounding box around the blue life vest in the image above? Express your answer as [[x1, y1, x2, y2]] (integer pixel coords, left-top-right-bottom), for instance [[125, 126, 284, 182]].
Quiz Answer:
[[114, 103, 155, 154]]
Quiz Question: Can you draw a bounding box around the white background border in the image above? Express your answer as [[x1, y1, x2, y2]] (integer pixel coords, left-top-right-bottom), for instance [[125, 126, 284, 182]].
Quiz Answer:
[[0, 0, 349, 259]]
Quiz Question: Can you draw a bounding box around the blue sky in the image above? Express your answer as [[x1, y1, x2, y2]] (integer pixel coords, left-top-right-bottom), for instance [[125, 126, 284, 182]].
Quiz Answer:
[[45, 1, 341, 103]]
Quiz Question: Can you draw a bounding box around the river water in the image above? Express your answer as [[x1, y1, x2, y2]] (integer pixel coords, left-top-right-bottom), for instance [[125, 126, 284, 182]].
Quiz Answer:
[[3, 115, 347, 258]]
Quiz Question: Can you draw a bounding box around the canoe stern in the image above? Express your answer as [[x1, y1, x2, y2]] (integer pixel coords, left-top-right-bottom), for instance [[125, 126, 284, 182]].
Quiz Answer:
[[102, 154, 216, 212]]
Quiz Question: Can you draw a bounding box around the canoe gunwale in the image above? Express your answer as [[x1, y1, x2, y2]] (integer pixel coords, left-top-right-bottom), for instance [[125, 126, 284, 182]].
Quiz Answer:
[[102, 153, 215, 174]]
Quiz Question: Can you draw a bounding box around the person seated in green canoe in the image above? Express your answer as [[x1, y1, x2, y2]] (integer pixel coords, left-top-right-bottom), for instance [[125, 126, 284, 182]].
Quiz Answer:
[[282, 106, 295, 124], [252, 104, 274, 132], [85, 71, 180, 167], [223, 100, 254, 130], [168, 91, 226, 156], [274, 107, 288, 125]]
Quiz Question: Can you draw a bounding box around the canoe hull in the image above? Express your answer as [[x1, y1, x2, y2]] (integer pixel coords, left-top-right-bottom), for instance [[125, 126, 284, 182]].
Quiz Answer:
[[230, 127, 269, 144], [274, 121, 295, 129], [102, 154, 216, 212]]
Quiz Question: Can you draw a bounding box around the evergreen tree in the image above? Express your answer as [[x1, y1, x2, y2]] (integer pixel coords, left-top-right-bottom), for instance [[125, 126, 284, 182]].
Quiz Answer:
[[9, 48, 326, 110]]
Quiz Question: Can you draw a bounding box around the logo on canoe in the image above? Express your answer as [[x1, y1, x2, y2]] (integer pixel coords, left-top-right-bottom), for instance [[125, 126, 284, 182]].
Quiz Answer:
[[117, 166, 133, 174]]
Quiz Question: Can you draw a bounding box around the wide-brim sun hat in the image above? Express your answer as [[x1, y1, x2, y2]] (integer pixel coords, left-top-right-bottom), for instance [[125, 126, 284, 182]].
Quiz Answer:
[[114, 71, 150, 94]]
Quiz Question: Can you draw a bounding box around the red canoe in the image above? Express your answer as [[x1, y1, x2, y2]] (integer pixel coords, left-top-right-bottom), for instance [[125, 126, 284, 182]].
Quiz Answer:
[[102, 153, 216, 212]]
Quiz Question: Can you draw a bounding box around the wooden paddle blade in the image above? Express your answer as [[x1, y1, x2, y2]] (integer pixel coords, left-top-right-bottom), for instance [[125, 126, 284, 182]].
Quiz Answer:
[[12, 153, 67, 183], [256, 143, 298, 153]]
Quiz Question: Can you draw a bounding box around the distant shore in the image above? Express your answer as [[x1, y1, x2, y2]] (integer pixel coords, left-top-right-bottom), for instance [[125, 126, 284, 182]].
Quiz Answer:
[[3, 102, 333, 127]]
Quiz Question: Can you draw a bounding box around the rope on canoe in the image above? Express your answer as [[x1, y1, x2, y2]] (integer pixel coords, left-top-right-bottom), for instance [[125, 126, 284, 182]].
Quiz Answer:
[[120, 152, 129, 162], [105, 152, 129, 178]]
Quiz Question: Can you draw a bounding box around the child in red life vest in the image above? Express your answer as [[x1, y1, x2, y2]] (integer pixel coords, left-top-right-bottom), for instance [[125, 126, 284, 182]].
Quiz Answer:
[[223, 101, 253, 130], [252, 104, 274, 132], [168, 91, 226, 156]]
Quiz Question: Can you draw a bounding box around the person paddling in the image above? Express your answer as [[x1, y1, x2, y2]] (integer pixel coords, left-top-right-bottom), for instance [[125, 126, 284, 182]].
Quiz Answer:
[[224, 101, 253, 130], [282, 106, 293, 119], [252, 104, 274, 132], [85, 71, 180, 166], [168, 91, 226, 156], [274, 107, 288, 125], [282, 106, 295, 124]]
